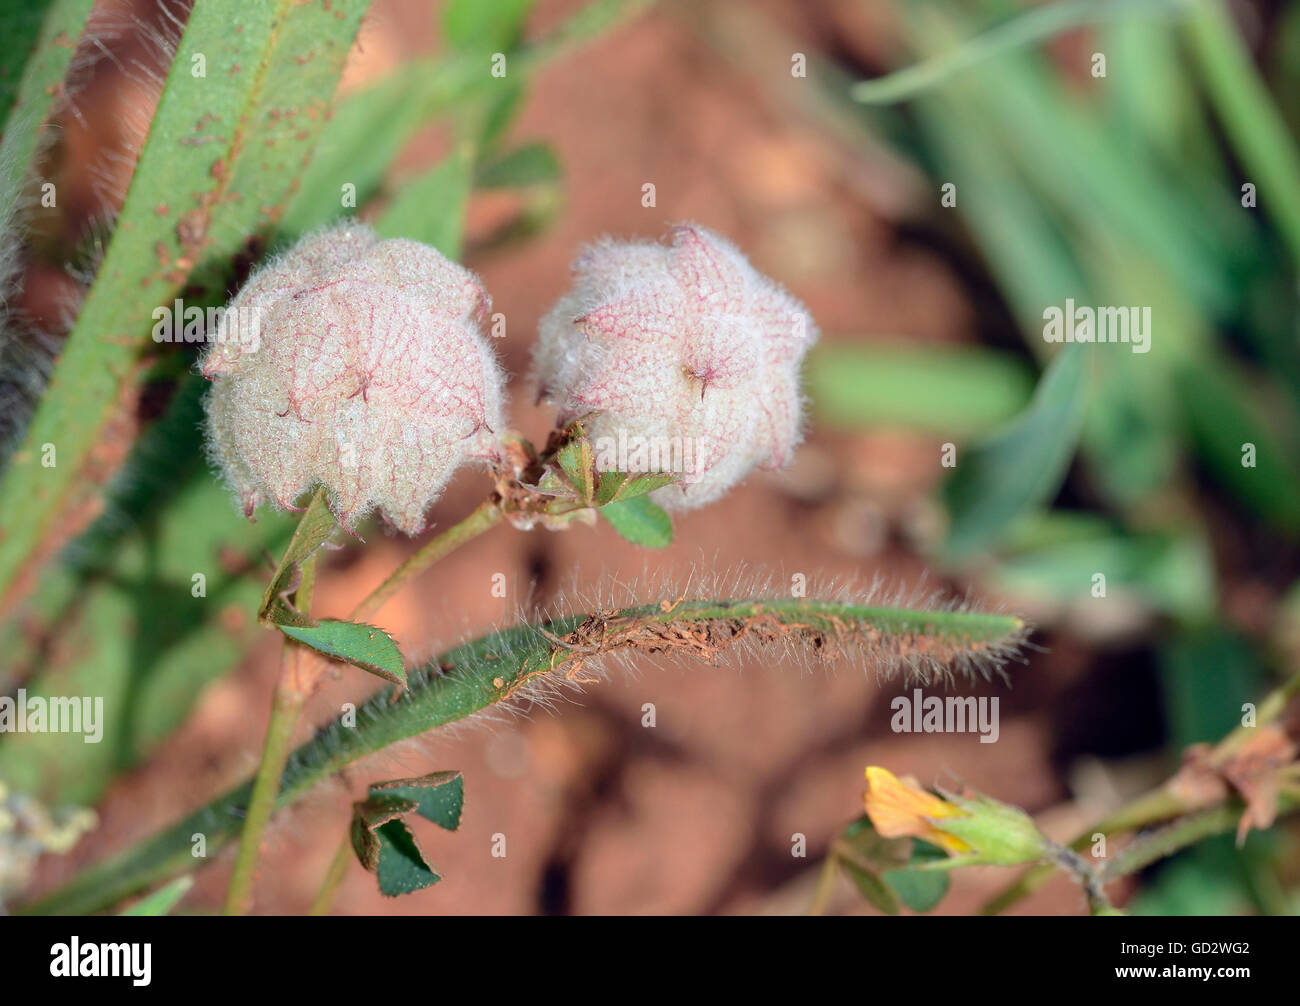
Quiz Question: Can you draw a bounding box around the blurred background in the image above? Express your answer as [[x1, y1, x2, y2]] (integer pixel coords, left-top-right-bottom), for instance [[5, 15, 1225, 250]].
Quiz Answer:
[[5, 0, 1300, 914]]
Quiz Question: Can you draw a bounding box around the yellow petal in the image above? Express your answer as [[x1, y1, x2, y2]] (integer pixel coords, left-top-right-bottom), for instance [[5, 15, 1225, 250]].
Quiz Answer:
[[863, 766, 971, 854]]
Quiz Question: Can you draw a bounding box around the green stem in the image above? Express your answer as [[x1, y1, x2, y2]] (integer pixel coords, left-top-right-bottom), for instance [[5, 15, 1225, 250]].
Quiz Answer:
[[982, 669, 1300, 914], [351, 500, 502, 621], [25, 596, 1027, 915], [308, 835, 353, 916], [1103, 794, 1300, 882], [222, 549, 318, 916], [806, 851, 841, 917], [221, 681, 306, 915]]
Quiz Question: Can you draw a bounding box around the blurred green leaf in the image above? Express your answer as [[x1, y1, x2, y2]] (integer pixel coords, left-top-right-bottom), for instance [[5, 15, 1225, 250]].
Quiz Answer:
[[475, 141, 562, 189], [806, 342, 1033, 437], [1185, 0, 1300, 267], [0, 0, 93, 243], [883, 839, 950, 913], [0, 376, 294, 803], [0, 2, 56, 121], [375, 143, 475, 259], [852, 0, 1184, 105], [279, 60, 458, 237], [442, 0, 535, 52], [1175, 357, 1300, 537], [991, 521, 1215, 624], [120, 876, 192, 917], [941, 344, 1089, 561]]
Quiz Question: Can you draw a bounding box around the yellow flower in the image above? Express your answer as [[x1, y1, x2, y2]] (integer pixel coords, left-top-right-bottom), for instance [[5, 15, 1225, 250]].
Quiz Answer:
[[862, 766, 972, 855]]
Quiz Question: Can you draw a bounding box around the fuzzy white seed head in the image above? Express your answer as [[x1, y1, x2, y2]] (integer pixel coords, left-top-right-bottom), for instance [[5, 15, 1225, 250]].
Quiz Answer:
[[201, 223, 506, 534], [532, 223, 818, 510]]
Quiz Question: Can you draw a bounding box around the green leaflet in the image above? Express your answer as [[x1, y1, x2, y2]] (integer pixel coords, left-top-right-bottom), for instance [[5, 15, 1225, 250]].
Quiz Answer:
[[601, 496, 673, 548], [280, 620, 407, 688], [837, 818, 951, 915], [882, 840, 952, 913], [351, 772, 464, 896]]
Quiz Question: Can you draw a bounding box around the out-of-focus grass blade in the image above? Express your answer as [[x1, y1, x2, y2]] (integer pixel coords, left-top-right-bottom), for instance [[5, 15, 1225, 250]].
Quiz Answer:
[[282, 0, 649, 238], [941, 344, 1089, 561], [475, 141, 561, 189], [852, 0, 1185, 105], [909, 86, 1086, 338], [990, 523, 1215, 624], [120, 875, 193, 916], [278, 60, 465, 238], [375, 144, 475, 258], [1185, 0, 1300, 267], [0, 2, 54, 119], [0, 376, 293, 803], [905, 6, 1234, 314], [805, 342, 1033, 437], [0, 0, 94, 263], [1174, 356, 1300, 537]]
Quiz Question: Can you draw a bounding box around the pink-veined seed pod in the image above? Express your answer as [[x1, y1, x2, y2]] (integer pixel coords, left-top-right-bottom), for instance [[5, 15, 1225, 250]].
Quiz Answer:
[[200, 223, 505, 535], [532, 223, 818, 510]]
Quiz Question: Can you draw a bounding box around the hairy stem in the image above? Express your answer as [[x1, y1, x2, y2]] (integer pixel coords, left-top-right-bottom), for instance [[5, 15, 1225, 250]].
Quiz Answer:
[[24, 596, 1026, 914]]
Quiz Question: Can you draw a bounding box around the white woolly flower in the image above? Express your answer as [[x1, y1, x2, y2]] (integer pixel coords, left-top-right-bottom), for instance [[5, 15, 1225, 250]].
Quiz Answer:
[[533, 223, 817, 509], [201, 223, 505, 534]]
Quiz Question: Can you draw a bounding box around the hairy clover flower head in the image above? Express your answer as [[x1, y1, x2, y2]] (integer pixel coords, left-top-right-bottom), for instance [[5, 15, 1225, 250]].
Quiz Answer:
[[533, 223, 817, 510], [201, 224, 505, 534]]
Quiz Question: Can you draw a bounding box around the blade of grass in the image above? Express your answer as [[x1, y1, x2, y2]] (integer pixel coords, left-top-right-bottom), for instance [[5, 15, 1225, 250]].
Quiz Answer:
[[1184, 0, 1300, 266], [851, 0, 1187, 105]]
